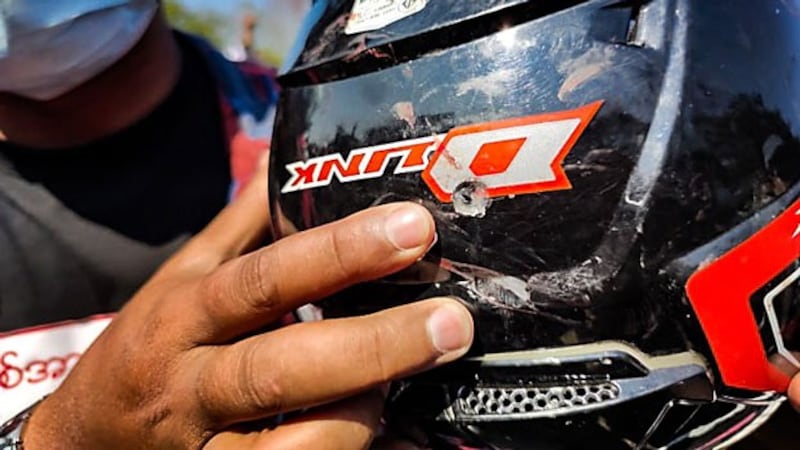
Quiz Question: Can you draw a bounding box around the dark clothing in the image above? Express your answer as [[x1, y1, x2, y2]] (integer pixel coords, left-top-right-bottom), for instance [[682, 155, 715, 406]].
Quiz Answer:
[[1, 35, 231, 246], [0, 33, 276, 331]]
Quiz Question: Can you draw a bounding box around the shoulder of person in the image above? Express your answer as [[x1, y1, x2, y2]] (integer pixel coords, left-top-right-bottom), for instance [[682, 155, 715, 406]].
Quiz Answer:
[[180, 32, 279, 109]]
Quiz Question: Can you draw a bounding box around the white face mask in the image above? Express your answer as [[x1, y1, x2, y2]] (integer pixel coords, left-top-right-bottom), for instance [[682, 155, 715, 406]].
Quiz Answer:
[[0, 0, 158, 101]]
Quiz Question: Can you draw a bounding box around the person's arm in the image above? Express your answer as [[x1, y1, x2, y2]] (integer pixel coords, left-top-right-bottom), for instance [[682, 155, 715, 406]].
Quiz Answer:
[[19, 164, 473, 450]]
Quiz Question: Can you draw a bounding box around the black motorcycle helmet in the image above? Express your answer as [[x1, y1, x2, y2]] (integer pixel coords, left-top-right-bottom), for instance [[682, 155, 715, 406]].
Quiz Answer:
[[269, 0, 800, 448]]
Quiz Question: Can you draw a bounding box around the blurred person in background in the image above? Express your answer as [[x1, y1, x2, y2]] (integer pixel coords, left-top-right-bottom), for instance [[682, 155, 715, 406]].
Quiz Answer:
[[0, 1, 474, 449]]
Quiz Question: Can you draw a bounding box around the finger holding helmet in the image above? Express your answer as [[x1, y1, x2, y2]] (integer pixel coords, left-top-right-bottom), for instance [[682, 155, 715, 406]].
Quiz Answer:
[[22, 162, 473, 449], [790, 376, 800, 410]]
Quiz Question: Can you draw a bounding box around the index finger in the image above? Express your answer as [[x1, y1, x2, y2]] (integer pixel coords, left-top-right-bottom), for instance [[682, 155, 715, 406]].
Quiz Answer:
[[189, 202, 436, 343]]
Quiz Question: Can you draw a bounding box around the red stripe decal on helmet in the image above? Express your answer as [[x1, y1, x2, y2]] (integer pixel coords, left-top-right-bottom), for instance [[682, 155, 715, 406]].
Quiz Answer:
[[686, 200, 800, 392]]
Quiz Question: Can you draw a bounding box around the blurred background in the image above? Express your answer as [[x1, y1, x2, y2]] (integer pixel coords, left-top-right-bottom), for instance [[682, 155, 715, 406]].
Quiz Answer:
[[163, 0, 310, 66]]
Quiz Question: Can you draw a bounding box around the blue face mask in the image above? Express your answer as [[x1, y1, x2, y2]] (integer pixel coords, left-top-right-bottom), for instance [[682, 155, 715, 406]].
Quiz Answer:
[[0, 0, 158, 100]]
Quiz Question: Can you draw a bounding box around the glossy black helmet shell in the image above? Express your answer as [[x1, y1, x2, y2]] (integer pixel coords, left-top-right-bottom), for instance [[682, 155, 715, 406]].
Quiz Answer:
[[270, 0, 800, 448]]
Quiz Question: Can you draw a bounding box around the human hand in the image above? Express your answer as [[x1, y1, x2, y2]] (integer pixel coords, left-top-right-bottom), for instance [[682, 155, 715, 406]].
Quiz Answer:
[[23, 164, 474, 450], [790, 375, 800, 411]]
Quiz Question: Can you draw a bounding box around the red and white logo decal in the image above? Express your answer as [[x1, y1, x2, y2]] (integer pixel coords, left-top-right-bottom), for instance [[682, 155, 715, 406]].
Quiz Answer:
[[281, 102, 603, 202], [282, 136, 439, 194]]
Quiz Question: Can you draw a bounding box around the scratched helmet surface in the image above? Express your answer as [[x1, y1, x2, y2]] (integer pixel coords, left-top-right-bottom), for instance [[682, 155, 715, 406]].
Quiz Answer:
[[269, 0, 800, 448]]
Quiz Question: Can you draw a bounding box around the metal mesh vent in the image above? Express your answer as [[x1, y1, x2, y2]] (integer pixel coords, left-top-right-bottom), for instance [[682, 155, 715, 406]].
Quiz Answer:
[[457, 382, 620, 417]]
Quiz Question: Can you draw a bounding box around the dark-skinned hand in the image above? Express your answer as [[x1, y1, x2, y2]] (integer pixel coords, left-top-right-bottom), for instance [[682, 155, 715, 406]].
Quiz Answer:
[[23, 162, 473, 450]]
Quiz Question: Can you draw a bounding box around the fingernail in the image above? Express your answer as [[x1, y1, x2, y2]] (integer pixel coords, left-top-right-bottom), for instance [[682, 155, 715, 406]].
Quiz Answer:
[[426, 303, 473, 355], [417, 232, 439, 262], [426, 232, 439, 254], [385, 205, 432, 250]]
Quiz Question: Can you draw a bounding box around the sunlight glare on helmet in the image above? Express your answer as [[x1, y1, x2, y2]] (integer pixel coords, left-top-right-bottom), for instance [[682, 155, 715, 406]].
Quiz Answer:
[[497, 25, 517, 50]]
